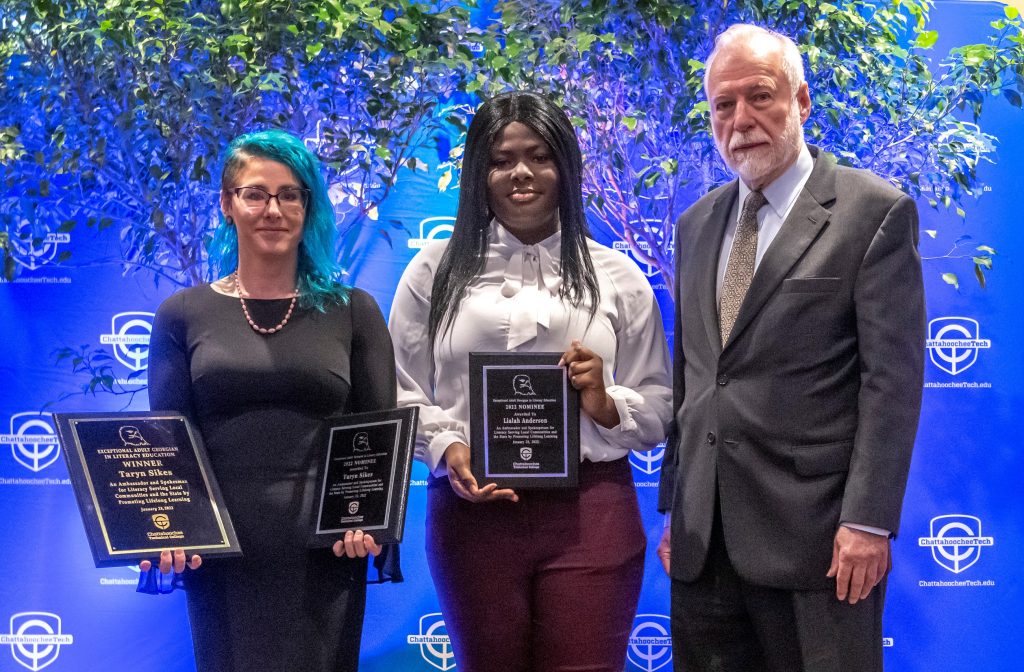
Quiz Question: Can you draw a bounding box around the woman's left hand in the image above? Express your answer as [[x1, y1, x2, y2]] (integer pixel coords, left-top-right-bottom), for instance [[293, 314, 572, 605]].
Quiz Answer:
[[332, 530, 382, 559], [560, 339, 619, 429], [140, 549, 202, 574]]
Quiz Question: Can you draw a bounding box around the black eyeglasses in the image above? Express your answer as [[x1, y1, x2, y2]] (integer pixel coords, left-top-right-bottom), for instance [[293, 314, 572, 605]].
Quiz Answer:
[[231, 186, 310, 211]]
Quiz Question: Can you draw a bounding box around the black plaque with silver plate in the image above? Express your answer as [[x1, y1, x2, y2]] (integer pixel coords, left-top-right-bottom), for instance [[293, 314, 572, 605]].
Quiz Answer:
[[308, 407, 417, 546], [469, 352, 580, 488]]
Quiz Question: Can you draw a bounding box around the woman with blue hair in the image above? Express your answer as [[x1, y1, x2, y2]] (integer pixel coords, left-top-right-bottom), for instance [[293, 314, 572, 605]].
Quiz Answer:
[[143, 129, 400, 671]]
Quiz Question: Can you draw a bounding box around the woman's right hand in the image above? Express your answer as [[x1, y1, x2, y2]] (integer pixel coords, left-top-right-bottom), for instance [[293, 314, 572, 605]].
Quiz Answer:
[[443, 442, 519, 503], [139, 549, 202, 574]]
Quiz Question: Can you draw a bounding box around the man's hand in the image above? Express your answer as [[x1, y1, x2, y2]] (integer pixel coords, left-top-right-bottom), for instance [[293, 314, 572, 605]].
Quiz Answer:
[[826, 526, 890, 604], [657, 525, 671, 575]]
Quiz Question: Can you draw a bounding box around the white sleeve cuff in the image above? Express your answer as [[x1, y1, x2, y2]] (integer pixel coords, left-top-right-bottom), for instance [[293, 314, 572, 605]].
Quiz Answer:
[[426, 430, 469, 476], [842, 522, 891, 537], [598, 385, 642, 433]]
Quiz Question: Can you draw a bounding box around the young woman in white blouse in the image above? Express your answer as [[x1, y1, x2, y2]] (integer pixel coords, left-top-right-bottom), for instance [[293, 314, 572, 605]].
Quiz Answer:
[[390, 92, 672, 672]]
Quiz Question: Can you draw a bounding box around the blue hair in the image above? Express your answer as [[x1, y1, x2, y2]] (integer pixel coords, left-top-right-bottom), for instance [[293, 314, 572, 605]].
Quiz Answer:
[[208, 129, 348, 310]]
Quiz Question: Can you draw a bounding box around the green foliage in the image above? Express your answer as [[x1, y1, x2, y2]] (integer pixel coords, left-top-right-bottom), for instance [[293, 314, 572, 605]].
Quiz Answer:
[[0, 0, 475, 285], [3, 0, 1020, 404], [3, 0, 1021, 295], [47, 344, 147, 409], [476, 0, 1024, 292]]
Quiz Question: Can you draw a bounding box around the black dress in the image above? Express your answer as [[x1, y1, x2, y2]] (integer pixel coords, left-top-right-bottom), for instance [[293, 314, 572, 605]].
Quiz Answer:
[[145, 284, 400, 672]]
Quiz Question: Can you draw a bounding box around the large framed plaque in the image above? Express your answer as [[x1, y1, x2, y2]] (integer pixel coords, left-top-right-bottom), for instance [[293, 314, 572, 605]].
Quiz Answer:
[[469, 352, 580, 488], [52, 412, 241, 568], [308, 407, 417, 547]]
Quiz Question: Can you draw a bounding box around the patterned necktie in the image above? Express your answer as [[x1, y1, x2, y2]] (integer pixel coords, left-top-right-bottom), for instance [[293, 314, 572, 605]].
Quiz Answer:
[[719, 190, 767, 346]]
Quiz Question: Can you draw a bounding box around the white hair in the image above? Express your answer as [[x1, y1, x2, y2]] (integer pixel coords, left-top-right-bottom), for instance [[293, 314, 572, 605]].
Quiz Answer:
[[704, 24, 805, 96]]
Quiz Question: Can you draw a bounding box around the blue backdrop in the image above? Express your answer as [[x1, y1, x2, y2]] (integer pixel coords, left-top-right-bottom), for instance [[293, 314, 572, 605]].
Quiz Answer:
[[1, 2, 1021, 671]]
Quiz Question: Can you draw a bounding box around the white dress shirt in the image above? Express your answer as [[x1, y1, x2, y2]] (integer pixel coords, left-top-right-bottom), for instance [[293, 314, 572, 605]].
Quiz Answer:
[[390, 220, 673, 477], [715, 143, 815, 300]]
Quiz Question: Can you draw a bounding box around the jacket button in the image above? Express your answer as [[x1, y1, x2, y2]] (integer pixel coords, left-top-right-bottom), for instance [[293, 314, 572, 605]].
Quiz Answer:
[[706, 432, 716, 445], [717, 374, 729, 386]]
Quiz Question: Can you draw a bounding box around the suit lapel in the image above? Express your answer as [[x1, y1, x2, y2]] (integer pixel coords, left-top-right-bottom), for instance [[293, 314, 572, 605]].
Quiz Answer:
[[695, 183, 738, 355], [725, 149, 838, 348]]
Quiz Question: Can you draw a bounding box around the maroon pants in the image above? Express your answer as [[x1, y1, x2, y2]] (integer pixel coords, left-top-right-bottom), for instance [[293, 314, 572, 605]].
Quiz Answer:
[[426, 458, 645, 672]]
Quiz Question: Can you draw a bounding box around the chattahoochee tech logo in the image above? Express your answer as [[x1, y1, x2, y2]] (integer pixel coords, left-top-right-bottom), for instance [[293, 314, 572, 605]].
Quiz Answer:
[[99, 311, 154, 372], [3, 413, 60, 472], [407, 612, 455, 670], [627, 614, 672, 672], [1, 612, 74, 671], [918, 514, 994, 574], [926, 317, 991, 375]]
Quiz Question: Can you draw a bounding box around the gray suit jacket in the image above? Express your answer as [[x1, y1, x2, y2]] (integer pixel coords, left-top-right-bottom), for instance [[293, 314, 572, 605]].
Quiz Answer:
[[658, 146, 925, 590]]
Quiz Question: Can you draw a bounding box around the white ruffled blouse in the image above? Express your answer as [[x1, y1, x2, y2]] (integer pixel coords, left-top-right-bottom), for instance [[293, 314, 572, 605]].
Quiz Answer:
[[389, 220, 672, 476]]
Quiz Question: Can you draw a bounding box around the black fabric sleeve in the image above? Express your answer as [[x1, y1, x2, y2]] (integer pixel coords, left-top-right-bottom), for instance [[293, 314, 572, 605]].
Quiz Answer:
[[658, 215, 685, 514], [348, 288, 403, 584], [346, 288, 398, 414], [148, 291, 197, 421], [138, 290, 195, 594]]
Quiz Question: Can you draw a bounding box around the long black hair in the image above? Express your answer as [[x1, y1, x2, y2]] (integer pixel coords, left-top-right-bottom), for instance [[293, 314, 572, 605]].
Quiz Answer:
[[428, 91, 600, 344]]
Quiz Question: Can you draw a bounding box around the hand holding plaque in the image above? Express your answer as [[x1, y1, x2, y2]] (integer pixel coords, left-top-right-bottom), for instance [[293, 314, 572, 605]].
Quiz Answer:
[[559, 339, 620, 429], [308, 407, 417, 547], [469, 352, 580, 489], [140, 548, 203, 574], [331, 530, 382, 559]]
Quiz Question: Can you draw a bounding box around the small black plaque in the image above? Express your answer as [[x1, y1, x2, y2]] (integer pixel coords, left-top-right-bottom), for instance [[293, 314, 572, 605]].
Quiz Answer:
[[308, 407, 417, 546], [469, 352, 580, 488], [53, 412, 242, 567]]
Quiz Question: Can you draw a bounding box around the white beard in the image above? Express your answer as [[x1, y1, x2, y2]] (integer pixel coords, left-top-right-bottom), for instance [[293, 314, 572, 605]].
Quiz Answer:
[[718, 100, 804, 187]]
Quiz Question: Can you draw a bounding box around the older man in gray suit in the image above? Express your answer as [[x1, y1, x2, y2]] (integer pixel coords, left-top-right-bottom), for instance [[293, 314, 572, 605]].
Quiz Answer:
[[657, 24, 925, 672]]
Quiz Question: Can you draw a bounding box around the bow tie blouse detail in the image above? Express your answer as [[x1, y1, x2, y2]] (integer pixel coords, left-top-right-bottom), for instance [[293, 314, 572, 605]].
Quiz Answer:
[[493, 221, 563, 349]]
